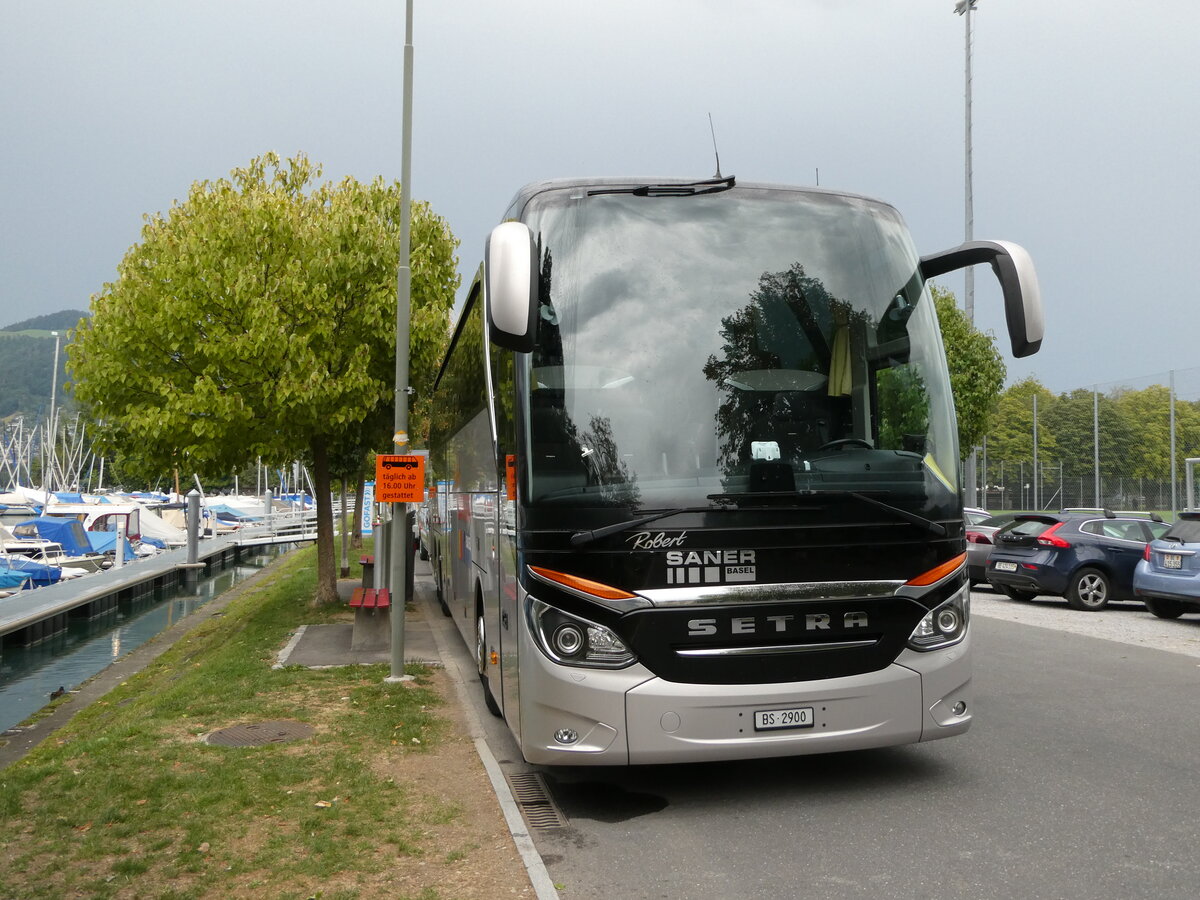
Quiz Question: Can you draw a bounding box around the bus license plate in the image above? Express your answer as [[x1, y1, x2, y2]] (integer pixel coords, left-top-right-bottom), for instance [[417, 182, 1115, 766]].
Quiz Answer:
[[754, 707, 814, 731], [994, 561, 1018, 572], [1164, 554, 1183, 569]]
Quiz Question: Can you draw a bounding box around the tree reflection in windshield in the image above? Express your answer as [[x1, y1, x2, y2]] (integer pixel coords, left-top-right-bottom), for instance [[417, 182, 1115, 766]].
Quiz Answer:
[[704, 262, 866, 479]]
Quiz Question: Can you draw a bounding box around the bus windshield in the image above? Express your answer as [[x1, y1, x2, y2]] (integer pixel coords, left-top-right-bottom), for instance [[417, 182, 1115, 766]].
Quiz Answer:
[[518, 184, 960, 516]]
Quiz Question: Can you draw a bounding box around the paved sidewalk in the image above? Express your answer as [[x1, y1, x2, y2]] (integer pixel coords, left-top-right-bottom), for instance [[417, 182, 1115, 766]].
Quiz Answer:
[[274, 563, 441, 668]]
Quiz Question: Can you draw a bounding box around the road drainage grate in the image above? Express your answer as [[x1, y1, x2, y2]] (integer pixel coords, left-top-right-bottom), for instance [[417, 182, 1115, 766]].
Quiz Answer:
[[204, 720, 315, 747], [506, 772, 568, 829]]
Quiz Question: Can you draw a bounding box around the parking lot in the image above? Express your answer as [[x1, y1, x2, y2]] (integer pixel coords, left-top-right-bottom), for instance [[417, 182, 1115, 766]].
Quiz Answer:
[[970, 583, 1200, 658]]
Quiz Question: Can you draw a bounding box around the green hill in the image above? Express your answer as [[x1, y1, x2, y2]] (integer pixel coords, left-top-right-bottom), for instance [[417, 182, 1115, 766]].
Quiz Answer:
[[0, 310, 88, 421]]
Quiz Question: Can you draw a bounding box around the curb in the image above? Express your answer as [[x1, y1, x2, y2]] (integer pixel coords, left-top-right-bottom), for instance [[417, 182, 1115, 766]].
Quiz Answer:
[[417, 581, 560, 900]]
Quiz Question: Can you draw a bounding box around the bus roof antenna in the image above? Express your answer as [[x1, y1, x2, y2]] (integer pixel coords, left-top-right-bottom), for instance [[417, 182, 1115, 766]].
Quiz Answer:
[[708, 113, 722, 178]]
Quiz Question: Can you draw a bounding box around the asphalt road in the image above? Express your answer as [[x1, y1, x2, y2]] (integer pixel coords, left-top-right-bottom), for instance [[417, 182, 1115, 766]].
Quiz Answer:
[[450, 586, 1200, 900]]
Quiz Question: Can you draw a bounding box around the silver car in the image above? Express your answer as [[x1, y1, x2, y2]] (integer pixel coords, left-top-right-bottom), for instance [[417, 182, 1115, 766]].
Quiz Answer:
[[966, 513, 1022, 587]]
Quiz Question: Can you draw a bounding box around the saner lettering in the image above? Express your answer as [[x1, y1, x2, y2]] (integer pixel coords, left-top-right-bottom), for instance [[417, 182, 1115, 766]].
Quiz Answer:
[[665, 549, 755, 566]]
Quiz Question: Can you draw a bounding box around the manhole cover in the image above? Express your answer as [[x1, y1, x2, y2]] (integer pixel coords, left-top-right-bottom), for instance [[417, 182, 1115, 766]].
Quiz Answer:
[[204, 720, 315, 747]]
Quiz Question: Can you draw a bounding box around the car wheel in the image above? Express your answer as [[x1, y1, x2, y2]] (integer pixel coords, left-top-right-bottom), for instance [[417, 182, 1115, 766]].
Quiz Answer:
[[476, 612, 502, 718], [999, 585, 1038, 602], [1066, 567, 1110, 610], [1144, 598, 1186, 619]]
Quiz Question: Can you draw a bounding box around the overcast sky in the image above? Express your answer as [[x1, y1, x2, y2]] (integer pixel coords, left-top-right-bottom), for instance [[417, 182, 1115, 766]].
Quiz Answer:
[[3, 1, 1197, 395]]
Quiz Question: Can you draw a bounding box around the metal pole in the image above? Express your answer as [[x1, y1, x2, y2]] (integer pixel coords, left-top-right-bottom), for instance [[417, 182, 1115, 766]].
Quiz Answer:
[[1093, 385, 1101, 507], [1169, 370, 1177, 517], [44, 331, 62, 496], [955, 1, 979, 508], [960, 1, 976, 324], [1032, 393, 1039, 509], [387, 0, 415, 684]]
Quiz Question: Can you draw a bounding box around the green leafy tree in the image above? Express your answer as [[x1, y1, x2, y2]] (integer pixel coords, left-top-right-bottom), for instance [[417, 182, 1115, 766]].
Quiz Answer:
[[68, 153, 458, 605], [930, 284, 1006, 458], [1109, 386, 1200, 484], [987, 376, 1059, 466]]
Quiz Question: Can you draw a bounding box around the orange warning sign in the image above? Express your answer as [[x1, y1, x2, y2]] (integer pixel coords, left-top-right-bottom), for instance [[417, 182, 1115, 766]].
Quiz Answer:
[[505, 454, 517, 501], [375, 454, 425, 502]]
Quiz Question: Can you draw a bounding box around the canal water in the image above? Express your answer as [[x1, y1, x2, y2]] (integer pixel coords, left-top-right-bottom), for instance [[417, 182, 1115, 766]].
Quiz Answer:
[[0, 547, 281, 735]]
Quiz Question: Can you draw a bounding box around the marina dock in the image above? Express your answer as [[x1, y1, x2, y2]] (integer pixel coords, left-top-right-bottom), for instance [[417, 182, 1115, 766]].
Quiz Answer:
[[0, 511, 320, 648]]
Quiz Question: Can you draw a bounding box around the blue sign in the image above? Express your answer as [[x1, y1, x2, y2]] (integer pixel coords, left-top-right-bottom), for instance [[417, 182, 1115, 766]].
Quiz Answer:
[[361, 482, 375, 535]]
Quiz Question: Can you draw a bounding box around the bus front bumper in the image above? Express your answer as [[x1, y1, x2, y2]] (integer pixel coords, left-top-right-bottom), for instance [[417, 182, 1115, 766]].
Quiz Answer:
[[518, 632, 972, 766]]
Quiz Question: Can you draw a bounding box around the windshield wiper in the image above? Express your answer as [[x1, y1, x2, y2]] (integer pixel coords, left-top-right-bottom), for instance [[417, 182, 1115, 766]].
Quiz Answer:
[[708, 490, 947, 537], [588, 175, 735, 197], [570, 506, 720, 547]]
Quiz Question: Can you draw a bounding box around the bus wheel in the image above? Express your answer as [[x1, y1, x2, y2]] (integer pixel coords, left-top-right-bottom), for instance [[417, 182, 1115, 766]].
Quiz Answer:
[[476, 613, 503, 718], [1066, 567, 1110, 611], [435, 567, 450, 617]]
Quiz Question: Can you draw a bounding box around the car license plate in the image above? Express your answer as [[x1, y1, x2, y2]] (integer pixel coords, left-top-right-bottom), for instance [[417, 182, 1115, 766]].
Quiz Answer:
[[994, 561, 1018, 572], [754, 707, 814, 731], [1164, 554, 1183, 569]]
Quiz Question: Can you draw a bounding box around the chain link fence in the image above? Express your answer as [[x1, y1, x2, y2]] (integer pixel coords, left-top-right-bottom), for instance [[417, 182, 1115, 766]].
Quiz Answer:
[[973, 366, 1200, 515]]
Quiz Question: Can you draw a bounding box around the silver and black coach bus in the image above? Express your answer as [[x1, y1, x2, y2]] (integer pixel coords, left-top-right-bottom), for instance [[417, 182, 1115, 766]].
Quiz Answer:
[[427, 176, 1042, 765]]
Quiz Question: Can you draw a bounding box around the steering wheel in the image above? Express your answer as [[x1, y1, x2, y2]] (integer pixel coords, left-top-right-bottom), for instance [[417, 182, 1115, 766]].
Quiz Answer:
[[816, 438, 873, 451]]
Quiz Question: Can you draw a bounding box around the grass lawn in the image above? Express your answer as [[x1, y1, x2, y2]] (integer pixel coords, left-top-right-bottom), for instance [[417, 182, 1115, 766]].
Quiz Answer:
[[0, 541, 514, 900]]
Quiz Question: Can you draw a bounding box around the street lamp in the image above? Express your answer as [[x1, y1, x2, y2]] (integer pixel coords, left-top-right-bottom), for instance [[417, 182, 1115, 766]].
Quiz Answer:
[[954, 0, 977, 324], [387, 0, 416, 684], [955, 0, 979, 507]]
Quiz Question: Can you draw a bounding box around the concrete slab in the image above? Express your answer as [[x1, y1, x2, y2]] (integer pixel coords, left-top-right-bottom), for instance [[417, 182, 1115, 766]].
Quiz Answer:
[[276, 622, 440, 668], [274, 567, 442, 669]]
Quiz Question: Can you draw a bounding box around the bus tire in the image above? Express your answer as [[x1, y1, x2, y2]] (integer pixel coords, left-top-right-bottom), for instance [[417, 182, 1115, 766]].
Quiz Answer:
[[476, 612, 503, 718], [435, 565, 451, 617]]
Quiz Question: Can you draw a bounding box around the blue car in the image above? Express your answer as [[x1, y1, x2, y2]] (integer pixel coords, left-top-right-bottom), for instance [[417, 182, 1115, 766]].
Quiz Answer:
[[1133, 511, 1200, 618]]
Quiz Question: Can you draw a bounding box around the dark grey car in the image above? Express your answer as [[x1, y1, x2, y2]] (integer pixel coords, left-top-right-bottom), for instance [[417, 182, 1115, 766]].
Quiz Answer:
[[987, 509, 1171, 610]]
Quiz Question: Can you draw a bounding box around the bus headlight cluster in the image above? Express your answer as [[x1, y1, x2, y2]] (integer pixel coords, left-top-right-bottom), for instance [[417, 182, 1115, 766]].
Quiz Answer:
[[907, 587, 969, 651], [529, 598, 636, 668]]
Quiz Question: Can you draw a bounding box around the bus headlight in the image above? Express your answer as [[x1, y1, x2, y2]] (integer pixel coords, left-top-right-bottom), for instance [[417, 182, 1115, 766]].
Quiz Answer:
[[528, 598, 636, 668], [907, 588, 969, 651]]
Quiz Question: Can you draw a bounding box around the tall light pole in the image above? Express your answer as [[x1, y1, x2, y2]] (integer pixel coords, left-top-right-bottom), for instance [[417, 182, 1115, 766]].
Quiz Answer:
[[955, 0, 979, 507], [387, 0, 415, 684], [955, 0, 977, 324]]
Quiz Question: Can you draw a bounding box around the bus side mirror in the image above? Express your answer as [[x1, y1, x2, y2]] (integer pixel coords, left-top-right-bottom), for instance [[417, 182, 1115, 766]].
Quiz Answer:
[[485, 221, 539, 353], [919, 240, 1044, 358]]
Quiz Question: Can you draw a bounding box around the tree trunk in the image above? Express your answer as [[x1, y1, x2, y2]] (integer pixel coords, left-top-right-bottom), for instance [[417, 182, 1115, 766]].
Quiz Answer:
[[310, 437, 339, 606]]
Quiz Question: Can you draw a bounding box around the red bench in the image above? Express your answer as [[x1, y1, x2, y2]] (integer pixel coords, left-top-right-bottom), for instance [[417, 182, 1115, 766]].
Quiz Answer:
[[349, 587, 391, 610], [349, 587, 391, 652]]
